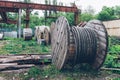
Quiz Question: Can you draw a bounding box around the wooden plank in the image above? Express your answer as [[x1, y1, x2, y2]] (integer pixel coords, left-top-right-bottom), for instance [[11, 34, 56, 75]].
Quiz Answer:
[[0, 54, 52, 68], [0, 64, 35, 71], [101, 67, 120, 71], [1, 68, 29, 73], [0, 63, 17, 66]]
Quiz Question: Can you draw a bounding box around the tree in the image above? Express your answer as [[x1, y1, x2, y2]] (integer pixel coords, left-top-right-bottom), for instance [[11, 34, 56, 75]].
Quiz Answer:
[[79, 6, 96, 22], [65, 13, 74, 26], [97, 6, 116, 21], [24, 0, 31, 3], [80, 13, 96, 22], [114, 6, 120, 18]]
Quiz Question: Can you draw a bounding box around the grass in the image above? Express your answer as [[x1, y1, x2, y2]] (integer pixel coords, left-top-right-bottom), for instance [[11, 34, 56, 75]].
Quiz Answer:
[[0, 37, 51, 54], [17, 65, 119, 80], [0, 36, 120, 80], [103, 36, 120, 74]]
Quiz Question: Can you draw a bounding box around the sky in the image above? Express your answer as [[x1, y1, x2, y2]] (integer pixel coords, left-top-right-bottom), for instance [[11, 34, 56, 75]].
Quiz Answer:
[[7, 0, 120, 15], [58, 0, 120, 13]]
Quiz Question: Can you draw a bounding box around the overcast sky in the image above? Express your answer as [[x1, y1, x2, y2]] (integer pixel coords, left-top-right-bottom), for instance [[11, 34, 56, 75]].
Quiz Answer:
[[59, 0, 120, 13], [7, 0, 120, 14]]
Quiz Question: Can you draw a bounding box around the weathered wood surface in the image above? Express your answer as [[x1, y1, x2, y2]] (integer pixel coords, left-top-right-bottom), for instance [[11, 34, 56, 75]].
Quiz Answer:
[[35, 26, 50, 44], [0, 54, 51, 72], [23, 28, 32, 40], [85, 20, 108, 70], [51, 16, 70, 69], [1, 68, 29, 73], [0, 64, 35, 71], [101, 67, 120, 71]]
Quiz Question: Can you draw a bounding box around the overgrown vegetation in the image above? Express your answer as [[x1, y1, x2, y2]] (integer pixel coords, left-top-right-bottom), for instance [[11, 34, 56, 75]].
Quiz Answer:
[[104, 36, 120, 73], [20, 65, 60, 80], [20, 36, 120, 80], [0, 37, 50, 54]]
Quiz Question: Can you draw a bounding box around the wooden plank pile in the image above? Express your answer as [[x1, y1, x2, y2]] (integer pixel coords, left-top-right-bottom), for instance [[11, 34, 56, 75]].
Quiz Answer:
[[0, 54, 51, 72]]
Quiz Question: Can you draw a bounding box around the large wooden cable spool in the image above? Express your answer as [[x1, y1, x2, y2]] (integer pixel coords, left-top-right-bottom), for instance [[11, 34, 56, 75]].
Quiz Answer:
[[37, 27, 42, 44], [44, 27, 50, 45], [0, 32, 4, 40], [52, 16, 108, 70], [50, 22, 56, 53], [23, 28, 32, 40]]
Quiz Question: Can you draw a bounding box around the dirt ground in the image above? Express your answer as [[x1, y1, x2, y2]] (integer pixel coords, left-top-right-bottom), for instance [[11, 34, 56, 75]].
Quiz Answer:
[[0, 67, 120, 80]]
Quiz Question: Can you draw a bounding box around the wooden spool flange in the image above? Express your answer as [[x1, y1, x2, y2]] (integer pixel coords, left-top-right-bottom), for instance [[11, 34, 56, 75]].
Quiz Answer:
[[44, 27, 50, 45], [84, 20, 108, 70], [51, 16, 70, 69]]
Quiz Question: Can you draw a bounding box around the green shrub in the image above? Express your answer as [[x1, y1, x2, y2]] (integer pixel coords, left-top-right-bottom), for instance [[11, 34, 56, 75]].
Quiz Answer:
[[23, 66, 42, 80], [109, 45, 120, 54]]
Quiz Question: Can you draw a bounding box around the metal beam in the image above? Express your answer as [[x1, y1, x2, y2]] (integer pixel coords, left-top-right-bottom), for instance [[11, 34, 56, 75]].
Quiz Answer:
[[18, 9, 22, 38], [0, 1, 80, 25], [0, 19, 17, 24], [0, 7, 19, 12], [0, 12, 7, 21], [25, 9, 30, 28], [0, 1, 78, 13]]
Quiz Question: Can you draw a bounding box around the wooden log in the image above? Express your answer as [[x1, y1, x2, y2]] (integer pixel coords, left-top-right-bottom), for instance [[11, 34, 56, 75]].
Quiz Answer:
[[1, 68, 29, 73], [0, 54, 51, 58], [101, 67, 120, 71], [0, 55, 52, 64], [0, 64, 35, 71], [0, 63, 18, 69]]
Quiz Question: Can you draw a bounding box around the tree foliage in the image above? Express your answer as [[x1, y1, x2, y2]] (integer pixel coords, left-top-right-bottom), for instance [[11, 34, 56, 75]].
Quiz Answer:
[[80, 13, 95, 22], [114, 6, 120, 18], [79, 5, 96, 22], [97, 6, 116, 21]]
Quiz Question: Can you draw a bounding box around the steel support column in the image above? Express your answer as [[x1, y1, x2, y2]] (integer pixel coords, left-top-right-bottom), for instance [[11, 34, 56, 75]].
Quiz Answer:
[[25, 9, 30, 28], [18, 9, 22, 38]]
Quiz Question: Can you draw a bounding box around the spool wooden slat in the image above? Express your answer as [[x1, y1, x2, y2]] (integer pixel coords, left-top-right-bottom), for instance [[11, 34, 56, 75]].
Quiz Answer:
[[52, 16, 70, 69], [84, 20, 108, 70], [44, 27, 50, 45]]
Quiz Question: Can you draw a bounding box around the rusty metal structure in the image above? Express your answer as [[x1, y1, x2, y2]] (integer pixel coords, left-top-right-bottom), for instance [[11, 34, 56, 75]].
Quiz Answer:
[[0, 1, 79, 27]]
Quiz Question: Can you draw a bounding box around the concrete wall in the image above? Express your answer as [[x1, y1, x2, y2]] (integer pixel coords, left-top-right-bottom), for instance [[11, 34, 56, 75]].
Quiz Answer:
[[103, 20, 120, 37]]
